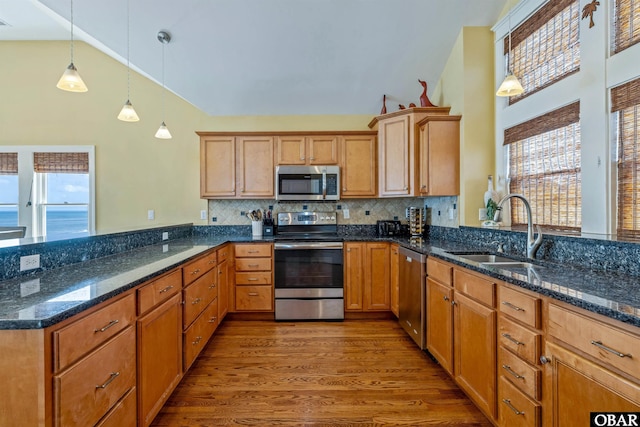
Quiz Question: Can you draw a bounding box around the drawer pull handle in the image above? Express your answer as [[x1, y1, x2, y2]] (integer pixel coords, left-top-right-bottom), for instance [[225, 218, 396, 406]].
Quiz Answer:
[[192, 298, 202, 305], [209, 260, 216, 264], [193, 336, 202, 345], [209, 316, 217, 323], [247, 278, 258, 281], [219, 271, 223, 275], [248, 292, 259, 296], [209, 284, 216, 289], [502, 301, 525, 312], [502, 333, 524, 346], [502, 399, 525, 416], [443, 296, 449, 301], [191, 269, 201, 275], [159, 285, 174, 294], [502, 364, 524, 379], [94, 319, 119, 333], [96, 372, 120, 389], [591, 340, 632, 358], [248, 264, 260, 267], [248, 250, 259, 254]]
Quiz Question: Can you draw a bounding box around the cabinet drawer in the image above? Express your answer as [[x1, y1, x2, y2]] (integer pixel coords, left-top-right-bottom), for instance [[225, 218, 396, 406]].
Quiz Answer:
[[95, 386, 136, 427], [183, 269, 218, 329], [498, 376, 541, 427], [236, 271, 272, 285], [499, 346, 541, 400], [499, 316, 541, 365], [183, 251, 217, 285], [137, 269, 182, 315], [498, 285, 541, 329], [217, 244, 230, 263], [54, 293, 135, 372], [236, 258, 272, 271], [427, 257, 453, 286], [548, 303, 640, 379], [235, 243, 272, 258], [235, 285, 273, 311], [454, 268, 495, 308], [184, 299, 219, 370], [54, 327, 136, 427]]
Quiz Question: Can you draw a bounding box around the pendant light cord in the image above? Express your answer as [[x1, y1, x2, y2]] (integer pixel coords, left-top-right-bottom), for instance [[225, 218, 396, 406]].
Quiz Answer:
[[126, 0, 131, 100], [161, 41, 166, 120], [70, 0, 75, 63], [507, 11, 512, 74]]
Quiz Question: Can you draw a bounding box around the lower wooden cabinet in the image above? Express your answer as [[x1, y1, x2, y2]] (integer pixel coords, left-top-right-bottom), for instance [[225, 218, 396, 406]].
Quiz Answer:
[[233, 243, 274, 312], [137, 293, 183, 427], [426, 276, 454, 375], [344, 242, 391, 312], [390, 243, 399, 316], [95, 386, 137, 427]]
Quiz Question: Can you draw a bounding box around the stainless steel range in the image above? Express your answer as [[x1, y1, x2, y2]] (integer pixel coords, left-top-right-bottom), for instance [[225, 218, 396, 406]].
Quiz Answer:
[[274, 211, 344, 321]]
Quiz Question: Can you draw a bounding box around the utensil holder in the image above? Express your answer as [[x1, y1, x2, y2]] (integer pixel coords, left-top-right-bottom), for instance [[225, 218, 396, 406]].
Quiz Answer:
[[252, 221, 263, 237]]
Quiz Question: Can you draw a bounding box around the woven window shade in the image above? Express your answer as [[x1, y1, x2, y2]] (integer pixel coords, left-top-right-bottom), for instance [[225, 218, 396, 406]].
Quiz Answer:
[[505, 102, 581, 230], [504, 0, 580, 104], [612, 0, 640, 54], [0, 153, 18, 175], [612, 77, 640, 238], [33, 152, 89, 174]]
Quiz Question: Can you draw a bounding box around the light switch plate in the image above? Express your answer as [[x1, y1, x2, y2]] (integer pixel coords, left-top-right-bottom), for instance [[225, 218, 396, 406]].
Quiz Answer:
[[343, 209, 350, 219], [148, 209, 155, 220]]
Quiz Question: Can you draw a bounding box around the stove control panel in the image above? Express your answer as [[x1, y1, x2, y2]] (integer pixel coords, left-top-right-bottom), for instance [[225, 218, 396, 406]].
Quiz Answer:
[[277, 211, 337, 227]]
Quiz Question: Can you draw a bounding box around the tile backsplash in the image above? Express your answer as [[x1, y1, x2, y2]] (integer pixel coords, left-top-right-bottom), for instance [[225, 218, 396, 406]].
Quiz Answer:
[[207, 196, 459, 227]]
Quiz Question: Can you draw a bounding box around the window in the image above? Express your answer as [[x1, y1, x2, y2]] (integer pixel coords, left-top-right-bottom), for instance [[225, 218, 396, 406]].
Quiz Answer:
[[505, 0, 580, 103], [612, 0, 640, 54], [505, 102, 581, 231], [612, 77, 640, 238], [0, 147, 94, 239], [0, 153, 19, 227]]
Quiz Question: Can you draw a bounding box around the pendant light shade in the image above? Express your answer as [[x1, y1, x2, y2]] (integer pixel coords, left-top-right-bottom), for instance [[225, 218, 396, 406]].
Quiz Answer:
[[118, 0, 139, 122], [496, 9, 524, 97], [57, 0, 88, 92], [155, 121, 172, 139], [155, 30, 172, 139]]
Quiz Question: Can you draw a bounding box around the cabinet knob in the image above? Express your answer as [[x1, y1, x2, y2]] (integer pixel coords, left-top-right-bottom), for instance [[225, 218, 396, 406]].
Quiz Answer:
[[309, 157, 315, 160], [539, 355, 551, 364], [403, 187, 408, 191], [443, 296, 449, 301], [343, 188, 347, 191], [451, 300, 457, 306]]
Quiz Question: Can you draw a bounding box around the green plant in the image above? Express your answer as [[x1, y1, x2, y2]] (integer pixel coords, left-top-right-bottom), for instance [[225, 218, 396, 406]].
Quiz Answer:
[[486, 199, 501, 221]]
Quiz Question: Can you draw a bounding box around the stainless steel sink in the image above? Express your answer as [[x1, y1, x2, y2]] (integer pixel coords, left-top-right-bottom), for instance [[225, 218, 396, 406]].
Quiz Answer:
[[446, 251, 540, 270], [456, 254, 518, 264], [482, 261, 536, 269]]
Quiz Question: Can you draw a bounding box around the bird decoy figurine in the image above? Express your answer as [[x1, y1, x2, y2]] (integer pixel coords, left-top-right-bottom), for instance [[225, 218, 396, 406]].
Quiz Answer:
[[380, 94, 387, 114], [418, 79, 436, 107]]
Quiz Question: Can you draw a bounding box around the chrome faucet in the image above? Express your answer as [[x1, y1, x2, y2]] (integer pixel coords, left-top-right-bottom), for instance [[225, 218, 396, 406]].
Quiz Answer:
[[494, 194, 543, 259]]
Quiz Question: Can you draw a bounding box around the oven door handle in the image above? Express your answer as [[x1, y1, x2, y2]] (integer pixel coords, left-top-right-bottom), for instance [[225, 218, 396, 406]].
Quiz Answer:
[[274, 242, 343, 250]]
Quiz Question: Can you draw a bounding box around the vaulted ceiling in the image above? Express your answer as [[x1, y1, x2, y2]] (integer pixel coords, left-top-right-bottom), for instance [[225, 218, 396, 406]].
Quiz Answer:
[[1, 0, 507, 116]]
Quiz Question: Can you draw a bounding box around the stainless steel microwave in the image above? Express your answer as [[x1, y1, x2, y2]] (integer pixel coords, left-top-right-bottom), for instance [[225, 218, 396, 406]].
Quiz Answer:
[[275, 165, 340, 201]]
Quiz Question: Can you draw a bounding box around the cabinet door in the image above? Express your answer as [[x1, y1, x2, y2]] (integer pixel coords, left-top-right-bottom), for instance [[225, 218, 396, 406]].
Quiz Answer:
[[542, 341, 640, 427], [364, 243, 390, 311], [137, 293, 183, 427], [276, 136, 306, 165], [454, 291, 497, 421], [344, 243, 364, 311], [217, 259, 229, 321], [307, 135, 339, 165], [426, 278, 454, 375], [341, 134, 377, 197], [236, 136, 274, 198], [390, 244, 399, 316], [379, 115, 410, 196], [418, 118, 460, 196], [200, 136, 236, 198]]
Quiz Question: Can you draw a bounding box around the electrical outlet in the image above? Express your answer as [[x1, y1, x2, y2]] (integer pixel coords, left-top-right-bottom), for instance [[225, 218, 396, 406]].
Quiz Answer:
[[200, 210, 207, 220], [448, 208, 455, 220], [343, 209, 350, 219], [479, 208, 488, 220], [162, 232, 169, 240], [20, 254, 40, 271], [147, 209, 155, 220]]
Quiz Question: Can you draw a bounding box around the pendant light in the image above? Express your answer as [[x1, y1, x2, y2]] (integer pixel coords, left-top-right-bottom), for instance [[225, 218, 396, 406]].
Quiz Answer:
[[57, 0, 88, 92], [117, 0, 139, 122], [155, 31, 172, 139], [496, 9, 524, 97]]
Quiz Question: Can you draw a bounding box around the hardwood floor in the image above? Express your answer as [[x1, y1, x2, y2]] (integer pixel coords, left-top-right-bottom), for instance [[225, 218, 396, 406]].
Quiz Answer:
[[151, 320, 492, 426]]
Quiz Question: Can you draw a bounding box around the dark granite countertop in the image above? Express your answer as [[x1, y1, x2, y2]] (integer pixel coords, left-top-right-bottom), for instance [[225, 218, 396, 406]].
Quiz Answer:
[[1, 234, 639, 330]]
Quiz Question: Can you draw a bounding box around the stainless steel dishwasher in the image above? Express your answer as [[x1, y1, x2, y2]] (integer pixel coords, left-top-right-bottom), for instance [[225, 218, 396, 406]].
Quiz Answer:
[[398, 246, 427, 349]]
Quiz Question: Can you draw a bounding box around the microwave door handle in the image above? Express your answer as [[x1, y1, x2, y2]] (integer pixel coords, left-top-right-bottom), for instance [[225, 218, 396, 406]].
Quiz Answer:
[[322, 171, 327, 200]]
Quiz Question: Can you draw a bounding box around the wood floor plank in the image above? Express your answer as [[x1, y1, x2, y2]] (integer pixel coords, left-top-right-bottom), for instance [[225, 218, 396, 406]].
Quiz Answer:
[[151, 320, 492, 426]]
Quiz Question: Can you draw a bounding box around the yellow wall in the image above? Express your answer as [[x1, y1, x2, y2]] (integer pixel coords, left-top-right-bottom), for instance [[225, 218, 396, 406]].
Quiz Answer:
[[432, 27, 495, 226]]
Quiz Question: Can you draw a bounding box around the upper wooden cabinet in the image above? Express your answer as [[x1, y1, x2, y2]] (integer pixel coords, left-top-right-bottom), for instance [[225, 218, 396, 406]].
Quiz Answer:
[[341, 134, 377, 198], [276, 135, 339, 165], [198, 133, 274, 199], [369, 107, 460, 197]]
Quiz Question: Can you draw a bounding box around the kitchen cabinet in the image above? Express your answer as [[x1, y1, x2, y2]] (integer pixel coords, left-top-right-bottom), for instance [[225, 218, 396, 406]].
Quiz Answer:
[[234, 243, 274, 312], [217, 244, 231, 321], [136, 270, 183, 427], [416, 115, 461, 196], [276, 135, 339, 165], [344, 242, 390, 312], [390, 243, 399, 316], [340, 134, 377, 198], [425, 257, 497, 422], [198, 133, 274, 199], [368, 107, 458, 197], [541, 302, 640, 427]]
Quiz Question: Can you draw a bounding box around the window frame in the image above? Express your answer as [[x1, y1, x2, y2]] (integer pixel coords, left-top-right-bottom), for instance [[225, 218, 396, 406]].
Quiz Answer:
[[0, 146, 95, 239]]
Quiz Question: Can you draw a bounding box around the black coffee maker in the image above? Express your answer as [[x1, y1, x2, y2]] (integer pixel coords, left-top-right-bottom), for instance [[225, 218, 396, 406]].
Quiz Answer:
[[377, 220, 402, 236]]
